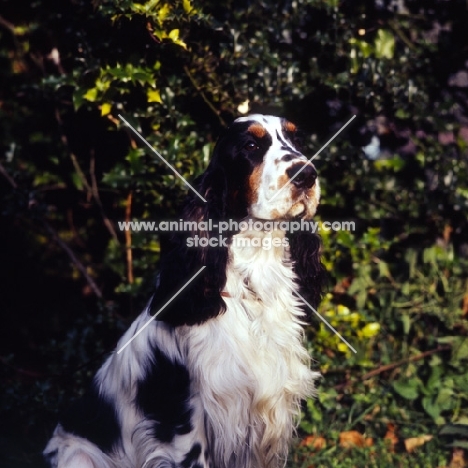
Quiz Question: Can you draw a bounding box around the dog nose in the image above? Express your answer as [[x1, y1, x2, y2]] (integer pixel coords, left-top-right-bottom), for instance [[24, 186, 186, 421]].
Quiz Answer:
[[286, 164, 317, 189]]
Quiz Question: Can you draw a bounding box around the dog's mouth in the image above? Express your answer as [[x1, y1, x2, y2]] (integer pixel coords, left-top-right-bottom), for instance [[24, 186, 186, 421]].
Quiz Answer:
[[289, 202, 307, 218]]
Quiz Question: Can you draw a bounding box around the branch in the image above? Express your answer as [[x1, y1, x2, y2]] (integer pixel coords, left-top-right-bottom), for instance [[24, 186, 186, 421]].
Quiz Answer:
[[333, 345, 451, 391], [388, 19, 418, 52], [0, 161, 18, 188], [90, 151, 120, 243], [42, 220, 103, 298], [360, 345, 451, 380], [183, 66, 227, 127], [125, 191, 134, 284], [0, 15, 15, 33], [0, 161, 103, 299], [55, 108, 120, 244]]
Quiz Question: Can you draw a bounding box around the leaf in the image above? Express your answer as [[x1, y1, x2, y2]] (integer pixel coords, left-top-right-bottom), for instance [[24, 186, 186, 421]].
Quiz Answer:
[[422, 396, 441, 420], [166, 29, 187, 49], [305, 398, 323, 422], [101, 102, 112, 116], [384, 423, 398, 452], [404, 435, 433, 453], [339, 431, 372, 448], [378, 261, 391, 279], [299, 435, 326, 451], [438, 336, 468, 365], [374, 29, 395, 59], [393, 378, 420, 400], [437, 386, 455, 411], [360, 322, 380, 338], [395, 108, 410, 119], [157, 3, 171, 21], [182, 0, 196, 14], [440, 424, 468, 438], [355, 39, 373, 58], [147, 89, 162, 103], [401, 314, 411, 335], [425, 365, 443, 392], [448, 447, 466, 468], [71, 172, 84, 190], [447, 441, 468, 450], [84, 87, 98, 102], [73, 88, 87, 109]]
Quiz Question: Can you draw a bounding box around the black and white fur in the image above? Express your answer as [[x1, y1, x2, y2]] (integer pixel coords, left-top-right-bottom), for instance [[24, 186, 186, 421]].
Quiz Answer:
[[44, 114, 325, 468]]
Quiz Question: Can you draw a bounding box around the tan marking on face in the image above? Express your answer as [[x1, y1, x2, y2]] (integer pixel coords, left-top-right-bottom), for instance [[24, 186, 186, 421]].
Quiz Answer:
[[247, 164, 264, 205], [270, 209, 281, 219], [247, 123, 267, 138], [283, 121, 297, 133], [277, 173, 289, 189]]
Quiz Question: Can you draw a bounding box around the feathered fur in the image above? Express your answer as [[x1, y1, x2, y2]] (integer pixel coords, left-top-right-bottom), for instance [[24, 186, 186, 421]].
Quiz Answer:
[[44, 114, 325, 468]]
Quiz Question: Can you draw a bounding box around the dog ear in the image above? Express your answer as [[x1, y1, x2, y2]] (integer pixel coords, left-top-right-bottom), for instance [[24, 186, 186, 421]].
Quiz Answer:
[[287, 231, 327, 316], [149, 161, 230, 326]]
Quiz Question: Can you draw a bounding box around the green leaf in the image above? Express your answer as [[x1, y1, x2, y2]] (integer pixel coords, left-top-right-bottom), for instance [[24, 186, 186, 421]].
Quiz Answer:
[[401, 314, 411, 335], [84, 87, 98, 102], [425, 366, 443, 393], [182, 0, 196, 14], [73, 88, 87, 109], [437, 386, 454, 411], [393, 378, 421, 400], [374, 29, 395, 59], [355, 39, 373, 58], [360, 322, 380, 338], [447, 441, 468, 449], [438, 336, 468, 365], [395, 108, 410, 119], [440, 424, 468, 437], [169, 29, 187, 49]]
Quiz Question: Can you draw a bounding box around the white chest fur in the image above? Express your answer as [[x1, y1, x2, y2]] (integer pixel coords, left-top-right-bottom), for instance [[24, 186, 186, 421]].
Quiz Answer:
[[184, 229, 319, 468]]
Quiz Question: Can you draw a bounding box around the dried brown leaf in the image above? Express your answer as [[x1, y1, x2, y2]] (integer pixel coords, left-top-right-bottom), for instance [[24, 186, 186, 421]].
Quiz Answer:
[[404, 435, 433, 453]]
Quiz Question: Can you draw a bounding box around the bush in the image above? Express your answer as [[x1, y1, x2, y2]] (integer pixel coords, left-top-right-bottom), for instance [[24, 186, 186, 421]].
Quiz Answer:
[[0, 0, 467, 466]]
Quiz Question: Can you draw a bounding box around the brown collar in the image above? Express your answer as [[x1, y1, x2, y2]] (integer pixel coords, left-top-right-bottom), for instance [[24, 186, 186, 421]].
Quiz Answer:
[[220, 291, 231, 298]]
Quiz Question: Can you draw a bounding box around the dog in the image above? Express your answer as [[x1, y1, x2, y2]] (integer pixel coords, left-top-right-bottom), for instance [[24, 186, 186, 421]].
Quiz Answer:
[[44, 114, 325, 468]]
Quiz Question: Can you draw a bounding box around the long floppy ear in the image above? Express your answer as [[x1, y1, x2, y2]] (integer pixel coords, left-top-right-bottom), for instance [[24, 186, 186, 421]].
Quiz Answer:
[[287, 231, 327, 316], [149, 161, 231, 326]]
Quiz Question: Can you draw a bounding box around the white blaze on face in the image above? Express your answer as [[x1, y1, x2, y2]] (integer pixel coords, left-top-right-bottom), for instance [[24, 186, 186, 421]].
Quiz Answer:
[[235, 114, 320, 220]]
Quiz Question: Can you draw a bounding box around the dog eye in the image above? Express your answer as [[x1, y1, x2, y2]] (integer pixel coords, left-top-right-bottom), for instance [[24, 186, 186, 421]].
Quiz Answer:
[[244, 142, 259, 152]]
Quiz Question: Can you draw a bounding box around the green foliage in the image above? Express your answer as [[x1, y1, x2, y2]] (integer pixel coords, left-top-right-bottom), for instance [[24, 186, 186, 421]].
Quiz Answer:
[[0, 0, 467, 465]]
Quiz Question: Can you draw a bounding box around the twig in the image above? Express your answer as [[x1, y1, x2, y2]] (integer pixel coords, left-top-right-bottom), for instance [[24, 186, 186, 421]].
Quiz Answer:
[[0, 356, 44, 379], [69, 151, 93, 197], [0, 15, 15, 33], [183, 65, 227, 127], [90, 150, 120, 243], [125, 191, 134, 284], [334, 345, 451, 391], [0, 161, 18, 188], [42, 220, 103, 298], [55, 108, 120, 243], [361, 345, 451, 380], [0, 160, 103, 299], [388, 19, 418, 51]]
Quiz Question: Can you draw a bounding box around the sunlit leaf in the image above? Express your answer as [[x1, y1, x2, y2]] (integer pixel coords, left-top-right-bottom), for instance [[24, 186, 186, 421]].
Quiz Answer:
[[374, 29, 395, 59], [101, 102, 112, 116], [393, 378, 421, 400], [147, 89, 162, 103], [360, 322, 380, 338], [84, 87, 98, 102]]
